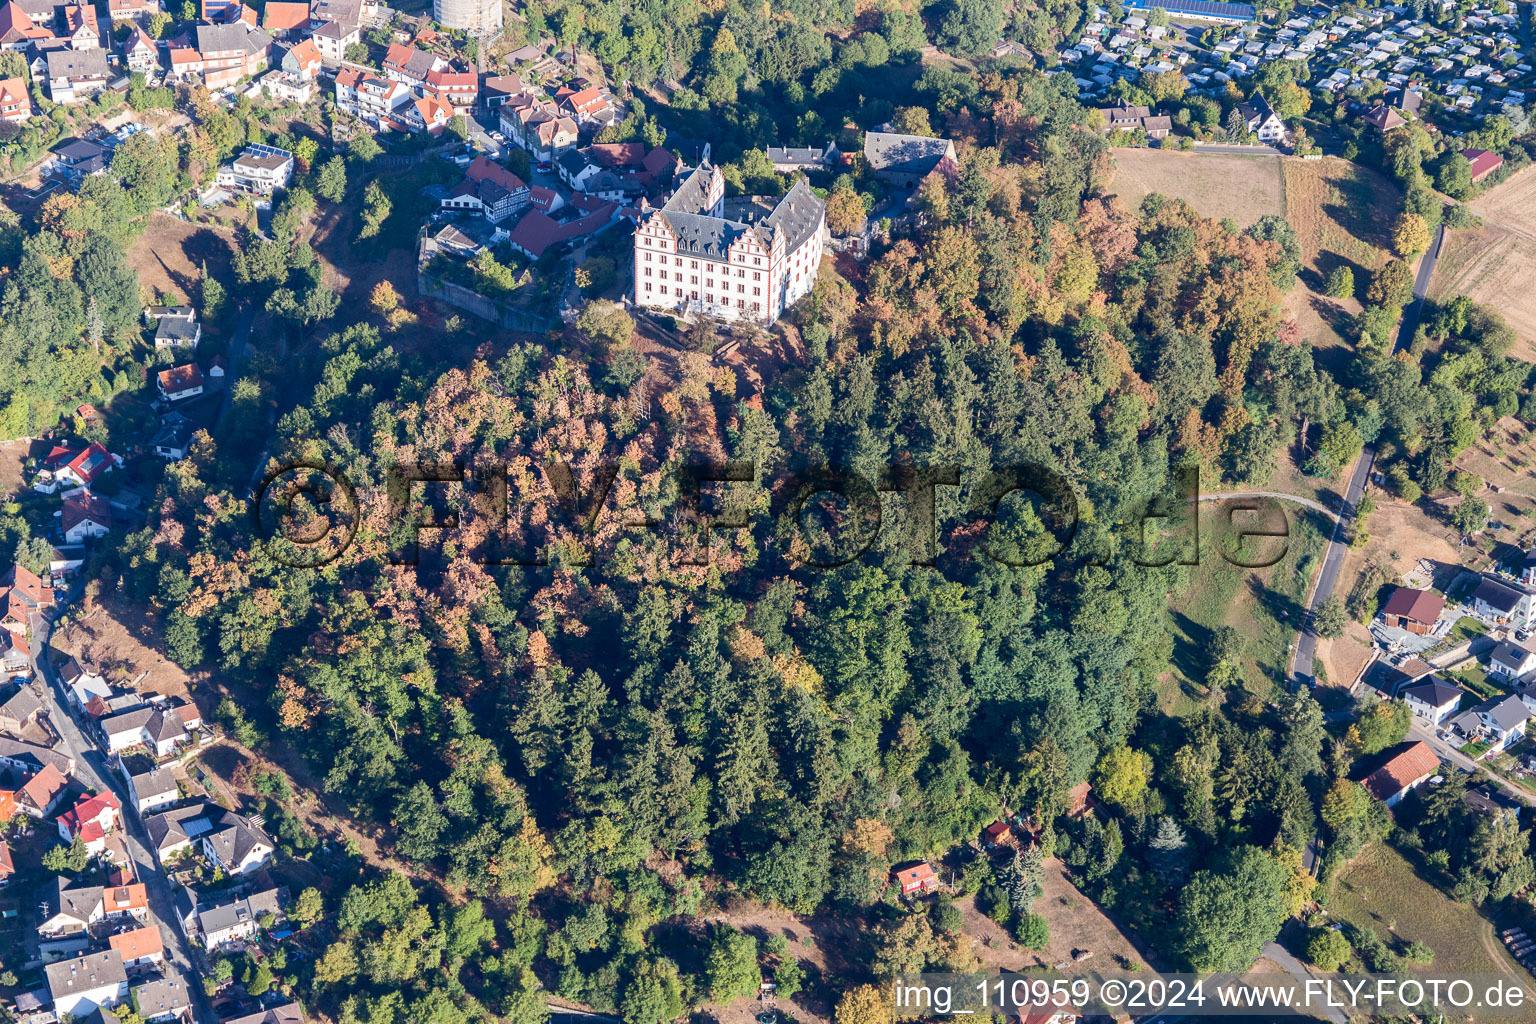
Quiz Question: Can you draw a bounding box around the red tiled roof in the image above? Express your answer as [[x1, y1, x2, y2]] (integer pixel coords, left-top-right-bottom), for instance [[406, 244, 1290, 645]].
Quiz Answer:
[[62, 491, 111, 536], [1463, 148, 1503, 179], [0, 76, 29, 108], [105, 882, 148, 912], [110, 926, 163, 961], [1381, 587, 1445, 624], [465, 154, 524, 192], [18, 763, 66, 810], [0, 839, 12, 876], [158, 364, 204, 391], [286, 37, 319, 66], [261, 1, 308, 30], [893, 861, 937, 887], [1361, 741, 1440, 801]]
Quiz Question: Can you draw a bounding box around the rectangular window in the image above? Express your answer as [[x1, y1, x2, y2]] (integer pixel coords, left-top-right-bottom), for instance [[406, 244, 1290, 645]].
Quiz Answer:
[[660, 285, 668, 295], [691, 275, 698, 284], [753, 287, 761, 296], [753, 272, 761, 281], [691, 260, 698, 269], [644, 252, 651, 261]]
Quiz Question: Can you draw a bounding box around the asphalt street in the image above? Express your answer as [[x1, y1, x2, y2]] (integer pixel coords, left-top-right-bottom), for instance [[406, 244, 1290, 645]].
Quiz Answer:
[[1290, 224, 1446, 686], [29, 611, 216, 1024]]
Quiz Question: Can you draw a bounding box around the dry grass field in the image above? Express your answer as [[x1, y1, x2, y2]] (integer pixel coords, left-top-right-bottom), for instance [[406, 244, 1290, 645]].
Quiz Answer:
[[1281, 157, 1399, 355], [1105, 148, 1285, 226], [1330, 843, 1533, 991], [126, 213, 238, 304], [1431, 166, 1536, 362]]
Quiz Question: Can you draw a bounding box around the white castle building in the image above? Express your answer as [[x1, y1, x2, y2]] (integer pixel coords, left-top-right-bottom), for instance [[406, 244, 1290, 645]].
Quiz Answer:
[[632, 161, 826, 326]]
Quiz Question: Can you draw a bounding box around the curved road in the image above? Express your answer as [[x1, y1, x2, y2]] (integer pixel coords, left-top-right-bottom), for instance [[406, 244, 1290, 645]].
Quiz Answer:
[[1289, 224, 1446, 686], [1198, 490, 1339, 519]]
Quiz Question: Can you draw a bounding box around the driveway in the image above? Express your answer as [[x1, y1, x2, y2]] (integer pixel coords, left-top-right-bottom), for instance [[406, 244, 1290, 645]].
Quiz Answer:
[[1410, 719, 1536, 807], [30, 611, 217, 1024]]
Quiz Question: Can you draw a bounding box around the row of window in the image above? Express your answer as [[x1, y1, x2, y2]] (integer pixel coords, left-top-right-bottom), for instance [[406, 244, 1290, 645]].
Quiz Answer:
[[639, 235, 764, 265], [642, 284, 762, 312], [641, 268, 762, 295], [640, 252, 764, 281]]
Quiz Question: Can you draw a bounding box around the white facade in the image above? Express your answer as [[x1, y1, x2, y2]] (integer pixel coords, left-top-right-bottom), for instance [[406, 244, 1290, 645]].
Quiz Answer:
[[433, 0, 500, 35], [633, 164, 825, 327]]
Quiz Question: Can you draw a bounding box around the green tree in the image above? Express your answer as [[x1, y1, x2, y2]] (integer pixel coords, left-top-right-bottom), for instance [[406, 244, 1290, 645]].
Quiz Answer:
[[704, 927, 759, 1004], [350, 132, 382, 164], [1313, 594, 1346, 639], [1306, 928, 1352, 971], [1092, 746, 1152, 810], [43, 834, 91, 874], [1451, 495, 1489, 535], [1324, 265, 1355, 299], [316, 156, 347, 203], [1015, 913, 1049, 950], [1176, 846, 1288, 972]]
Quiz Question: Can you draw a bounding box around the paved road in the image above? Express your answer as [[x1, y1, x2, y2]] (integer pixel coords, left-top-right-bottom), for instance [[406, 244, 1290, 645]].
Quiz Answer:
[[1189, 142, 1287, 156], [1261, 940, 1348, 1024], [1410, 719, 1536, 807], [29, 612, 215, 1024], [213, 304, 257, 433], [1289, 224, 1447, 686]]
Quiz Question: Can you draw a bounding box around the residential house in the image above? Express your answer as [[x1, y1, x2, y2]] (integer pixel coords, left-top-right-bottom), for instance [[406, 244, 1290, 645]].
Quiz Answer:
[[423, 64, 476, 111], [1360, 740, 1440, 807], [121, 25, 157, 73], [133, 976, 192, 1023], [0, 75, 31, 122], [499, 96, 577, 161], [1362, 103, 1408, 131], [45, 47, 108, 103], [1098, 103, 1172, 138], [101, 881, 149, 921], [481, 73, 525, 108], [980, 819, 1020, 850], [1400, 677, 1463, 726], [764, 141, 839, 173], [633, 164, 825, 325], [1464, 148, 1503, 181], [334, 67, 409, 123], [554, 83, 609, 123], [0, 736, 71, 775], [120, 762, 179, 814], [144, 802, 217, 865], [99, 699, 200, 756], [108, 926, 164, 967], [51, 137, 111, 180], [0, 790, 13, 823], [1465, 785, 1522, 822], [1380, 586, 1446, 634], [309, 18, 358, 61], [1453, 693, 1531, 753], [1397, 88, 1423, 117], [107, 0, 161, 22], [227, 1004, 306, 1024], [505, 195, 620, 259], [280, 37, 320, 79], [863, 130, 958, 186], [260, 0, 308, 38], [0, 562, 52, 618], [61, 490, 112, 544], [0, 632, 28, 677], [150, 414, 195, 460], [1521, 548, 1536, 587], [1238, 92, 1286, 141], [0, 1, 54, 48], [201, 807, 275, 875], [1067, 780, 1092, 817], [134, 976, 195, 1024], [15, 762, 68, 817], [1490, 639, 1536, 682], [382, 40, 442, 85], [62, 2, 98, 48], [45, 949, 127, 1017], [156, 364, 205, 402], [891, 860, 938, 895], [38, 877, 104, 956], [215, 142, 292, 193], [1472, 574, 1536, 630], [153, 312, 200, 350], [196, 886, 283, 947], [440, 154, 530, 222], [0, 684, 42, 734], [194, 21, 270, 89], [389, 92, 451, 134], [33, 441, 122, 493], [0, 840, 12, 885], [59, 658, 110, 708], [57, 790, 122, 854]]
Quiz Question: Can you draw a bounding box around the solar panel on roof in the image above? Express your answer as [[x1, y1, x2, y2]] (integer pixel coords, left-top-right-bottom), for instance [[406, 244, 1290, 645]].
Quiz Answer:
[[1124, 0, 1254, 16]]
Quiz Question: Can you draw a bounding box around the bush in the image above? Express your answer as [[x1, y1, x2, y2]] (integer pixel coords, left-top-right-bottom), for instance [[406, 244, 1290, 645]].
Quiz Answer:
[[1015, 913, 1049, 950], [1306, 927, 1351, 971], [1324, 265, 1355, 299], [930, 897, 963, 934]]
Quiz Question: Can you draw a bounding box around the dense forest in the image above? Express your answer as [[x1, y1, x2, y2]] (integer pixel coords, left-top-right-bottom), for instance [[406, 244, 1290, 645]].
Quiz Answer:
[[53, 40, 1533, 1022]]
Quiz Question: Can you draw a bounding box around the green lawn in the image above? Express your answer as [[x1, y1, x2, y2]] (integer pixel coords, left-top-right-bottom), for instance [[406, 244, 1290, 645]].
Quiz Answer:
[[1329, 843, 1528, 982]]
